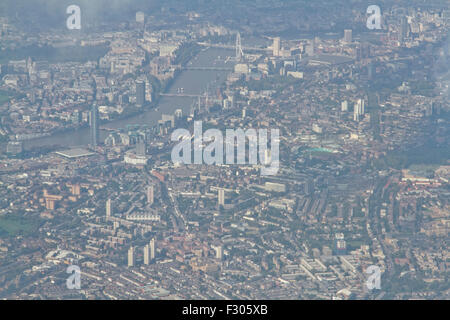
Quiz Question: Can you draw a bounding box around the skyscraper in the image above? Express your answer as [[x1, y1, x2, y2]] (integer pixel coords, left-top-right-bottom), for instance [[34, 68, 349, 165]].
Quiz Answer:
[[264, 149, 271, 166], [136, 80, 145, 107], [353, 99, 365, 121], [147, 185, 154, 205], [399, 17, 408, 43], [143, 245, 150, 265], [90, 103, 99, 146], [354, 102, 360, 122], [136, 137, 146, 156], [150, 238, 155, 260], [344, 29, 352, 43], [106, 199, 112, 218], [213, 245, 223, 260], [273, 37, 281, 57], [218, 189, 225, 206], [127, 247, 134, 267], [136, 11, 145, 23]]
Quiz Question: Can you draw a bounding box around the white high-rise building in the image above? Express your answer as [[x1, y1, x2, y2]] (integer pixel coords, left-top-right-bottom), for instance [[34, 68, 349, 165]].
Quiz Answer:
[[264, 149, 271, 166], [147, 185, 154, 205], [341, 101, 348, 112], [218, 189, 225, 206], [354, 103, 360, 121], [106, 199, 112, 218], [344, 29, 352, 43], [273, 37, 281, 57], [128, 247, 134, 267], [213, 245, 223, 260], [353, 99, 365, 121], [150, 238, 155, 260], [143, 245, 150, 265], [136, 12, 145, 23], [357, 98, 365, 115]]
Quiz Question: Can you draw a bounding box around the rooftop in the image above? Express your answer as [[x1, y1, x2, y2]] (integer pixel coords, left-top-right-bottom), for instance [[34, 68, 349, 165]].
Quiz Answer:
[[55, 148, 95, 159]]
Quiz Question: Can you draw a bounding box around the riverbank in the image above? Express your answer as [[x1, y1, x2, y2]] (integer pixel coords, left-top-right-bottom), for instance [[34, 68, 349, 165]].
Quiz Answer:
[[13, 47, 233, 151]]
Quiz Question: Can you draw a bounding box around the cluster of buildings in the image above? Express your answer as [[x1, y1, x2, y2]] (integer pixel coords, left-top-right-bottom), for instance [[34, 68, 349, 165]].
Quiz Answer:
[[0, 2, 448, 300]]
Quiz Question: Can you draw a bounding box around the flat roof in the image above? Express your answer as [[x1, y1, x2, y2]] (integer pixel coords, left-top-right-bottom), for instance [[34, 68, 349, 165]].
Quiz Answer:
[[55, 148, 95, 159]]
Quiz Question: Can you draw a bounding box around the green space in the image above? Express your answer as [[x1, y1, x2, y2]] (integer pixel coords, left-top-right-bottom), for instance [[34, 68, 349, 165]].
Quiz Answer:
[[0, 92, 11, 105], [0, 214, 41, 237], [373, 144, 450, 170]]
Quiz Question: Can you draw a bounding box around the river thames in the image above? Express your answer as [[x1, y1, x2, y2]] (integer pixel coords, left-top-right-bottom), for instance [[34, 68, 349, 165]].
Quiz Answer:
[[22, 47, 233, 150]]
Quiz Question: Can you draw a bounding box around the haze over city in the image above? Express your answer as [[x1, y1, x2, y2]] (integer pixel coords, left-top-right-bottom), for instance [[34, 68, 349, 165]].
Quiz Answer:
[[0, 0, 448, 301]]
